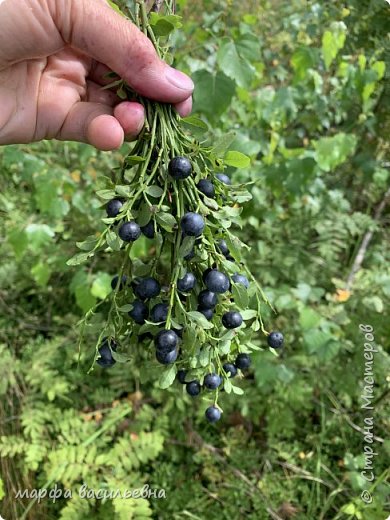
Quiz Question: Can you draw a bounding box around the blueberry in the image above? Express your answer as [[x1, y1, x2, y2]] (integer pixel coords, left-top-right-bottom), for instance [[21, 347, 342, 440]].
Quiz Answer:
[[267, 331, 284, 349], [202, 267, 213, 284], [197, 179, 215, 198], [156, 348, 178, 365], [106, 198, 123, 218], [198, 290, 218, 309], [97, 338, 117, 368], [180, 212, 205, 237], [128, 300, 148, 325], [204, 269, 230, 294], [119, 221, 141, 242], [186, 380, 201, 396], [177, 272, 196, 293], [232, 273, 249, 289], [204, 373, 222, 390], [155, 329, 179, 353], [169, 156, 192, 180], [135, 277, 161, 300], [222, 311, 243, 329], [111, 275, 128, 291], [151, 303, 169, 323], [198, 307, 213, 320], [216, 173, 231, 185], [177, 369, 187, 384], [141, 220, 155, 239], [223, 363, 237, 378], [217, 240, 229, 256], [205, 406, 221, 423], [235, 353, 251, 370]]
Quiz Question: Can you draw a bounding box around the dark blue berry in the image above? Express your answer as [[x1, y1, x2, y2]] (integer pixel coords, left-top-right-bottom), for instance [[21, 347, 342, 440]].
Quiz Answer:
[[222, 311, 243, 329], [197, 179, 215, 198], [119, 221, 141, 242], [135, 277, 161, 300], [177, 272, 196, 293], [198, 290, 218, 309], [156, 348, 178, 365], [141, 220, 155, 239], [205, 406, 221, 423], [111, 275, 128, 291], [223, 363, 237, 378], [155, 329, 179, 353], [235, 353, 251, 370], [97, 338, 117, 368], [186, 380, 201, 396], [106, 198, 123, 218], [204, 373, 222, 390], [180, 212, 205, 237], [169, 156, 192, 180], [198, 307, 213, 320], [177, 369, 187, 384], [151, 303, 169, 323], [267, 331, 284, 349], [216, 173, 231, 185], [217, 240, 229, 256], [205, 269, 230, 294], [202, 267, 213, 283], [128, 300, 148, 325], [232, 273, 249, 289]]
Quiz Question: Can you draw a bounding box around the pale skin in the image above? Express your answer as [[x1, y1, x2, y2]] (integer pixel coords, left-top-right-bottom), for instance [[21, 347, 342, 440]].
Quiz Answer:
[[0, 0, 194, 150]]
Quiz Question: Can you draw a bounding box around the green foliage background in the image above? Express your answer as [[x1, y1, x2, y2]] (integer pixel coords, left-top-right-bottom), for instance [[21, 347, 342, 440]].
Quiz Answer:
[[0, 0, 389, 519]]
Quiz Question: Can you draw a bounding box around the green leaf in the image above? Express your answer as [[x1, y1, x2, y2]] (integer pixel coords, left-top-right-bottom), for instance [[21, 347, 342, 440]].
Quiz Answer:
[[193, 70, 236, 122], [231, 385, 244, 395], [223, 378, 232, 394], [240, 309, 257, 320], [299, 308, 322, 329], [115, 185, 132, 197], [117, 304, 134, 313], [159, 365, 177, 389], [31, 262, 51, 287], [179, 236, 196, 258], [146, 185, 164, 198], [96, 189, 116, 200], [217, 38, 256, 88], [150, 13, 182, 37], [155, 212, 177, 232], [125, 155, 146, 166], [181, 116, 209, 130], [232, 283, 249, 309], [91, 273, 112, 300], [186, 311, 214, 329], [322, 22, 347, 69], [76, 235, 99, 252], [137, 203, 152, 227], [66, 252, 93, 266], [211, 132, 237, 158], [291, 47, 317, 81], [224, 151, 250, 169], [106, 230, 122, 251], [314, 133, 357, 172]]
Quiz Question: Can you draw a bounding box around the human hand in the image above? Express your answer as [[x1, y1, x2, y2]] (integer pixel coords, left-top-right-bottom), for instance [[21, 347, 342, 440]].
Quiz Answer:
[[0, 0, 193, 150]]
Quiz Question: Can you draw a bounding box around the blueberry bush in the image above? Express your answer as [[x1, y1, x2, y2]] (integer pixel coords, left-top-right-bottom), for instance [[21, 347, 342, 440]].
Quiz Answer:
[[0, 0, 389, 519]]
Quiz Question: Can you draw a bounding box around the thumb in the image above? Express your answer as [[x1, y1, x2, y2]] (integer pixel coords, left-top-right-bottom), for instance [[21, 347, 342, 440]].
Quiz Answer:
[[56, 0, 194, 104]]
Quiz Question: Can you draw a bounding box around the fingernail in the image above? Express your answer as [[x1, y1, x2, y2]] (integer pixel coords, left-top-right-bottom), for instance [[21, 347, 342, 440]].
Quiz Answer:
[[165, 66, 194, 91]]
